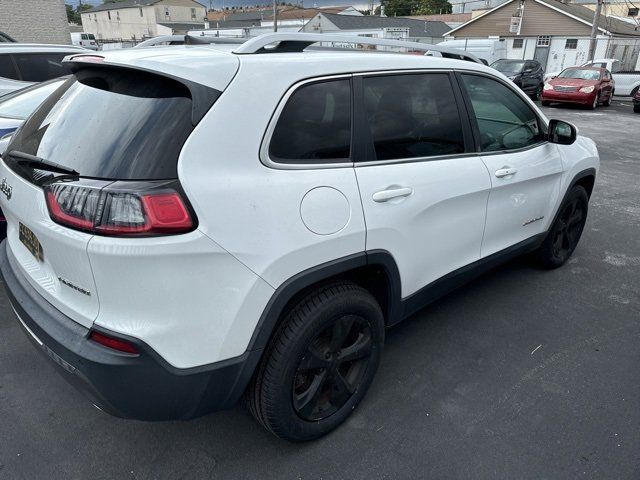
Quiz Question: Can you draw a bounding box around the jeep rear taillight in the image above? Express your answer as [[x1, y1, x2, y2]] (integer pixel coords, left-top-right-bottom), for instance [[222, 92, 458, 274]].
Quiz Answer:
[[44, 179, 194, 236]]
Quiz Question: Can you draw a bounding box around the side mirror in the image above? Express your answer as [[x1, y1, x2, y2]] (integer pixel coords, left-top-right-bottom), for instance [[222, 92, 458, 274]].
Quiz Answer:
[[548, 119, 577, 145]]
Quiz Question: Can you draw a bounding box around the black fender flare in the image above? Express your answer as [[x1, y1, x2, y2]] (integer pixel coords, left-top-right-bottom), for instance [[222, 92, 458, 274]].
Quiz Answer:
[[247, 250, 402, 353]]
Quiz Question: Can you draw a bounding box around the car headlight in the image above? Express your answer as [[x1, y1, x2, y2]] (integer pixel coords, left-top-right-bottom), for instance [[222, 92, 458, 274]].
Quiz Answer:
[[543, 83, 554, 91], [579, 86, 595, 93]]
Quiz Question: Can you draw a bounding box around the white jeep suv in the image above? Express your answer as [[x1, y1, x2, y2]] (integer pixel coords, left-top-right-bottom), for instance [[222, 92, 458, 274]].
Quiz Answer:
[[0, 34, 599, 441]]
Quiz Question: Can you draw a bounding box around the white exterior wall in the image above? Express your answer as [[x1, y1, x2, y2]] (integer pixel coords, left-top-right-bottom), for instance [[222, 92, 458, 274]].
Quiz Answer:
[[152, 3, 206, 23], [82, 6, 158, 40], [505, 37, 537, 60], [81, 2, 206, 41], [545, 37, 591, 73]]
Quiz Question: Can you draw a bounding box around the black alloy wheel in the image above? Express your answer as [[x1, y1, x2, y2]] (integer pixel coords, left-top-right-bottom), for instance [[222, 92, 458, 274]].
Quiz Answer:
[[536, 185, 589, 269], [293, 314, 372, 421], [551, 196, 586, 263], [247, 282, 384, 441]]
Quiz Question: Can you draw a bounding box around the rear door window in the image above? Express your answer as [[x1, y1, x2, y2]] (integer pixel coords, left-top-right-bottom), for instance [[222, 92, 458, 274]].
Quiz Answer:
[[361, 73, 466, 161], [269, 78, 351, 163], [13, 53, 68, 82], [0, 54, 18, 80], [6, 68, 198, 182]]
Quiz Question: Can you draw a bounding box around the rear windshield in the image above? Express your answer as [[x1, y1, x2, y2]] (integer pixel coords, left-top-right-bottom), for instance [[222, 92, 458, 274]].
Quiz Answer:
[[491, 60, 525, 74], [6, 68, 195, 181]]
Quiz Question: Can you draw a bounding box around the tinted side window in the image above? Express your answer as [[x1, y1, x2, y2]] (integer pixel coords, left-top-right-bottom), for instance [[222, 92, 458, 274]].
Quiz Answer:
[[13, 53, 67, 82], [0, 54, 18, 80], [462, 74, 544, 152], [270, 79, 351, 163], [362, 73, 465, 161]]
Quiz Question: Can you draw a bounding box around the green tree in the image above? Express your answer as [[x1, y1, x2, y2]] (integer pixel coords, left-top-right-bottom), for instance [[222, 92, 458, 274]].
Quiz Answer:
[[379, 0, 451, 16]]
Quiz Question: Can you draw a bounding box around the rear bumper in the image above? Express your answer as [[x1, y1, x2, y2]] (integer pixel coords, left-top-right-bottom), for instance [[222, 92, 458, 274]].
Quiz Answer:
[[0, 240, 261, 421], [541, 90, 597, 105]]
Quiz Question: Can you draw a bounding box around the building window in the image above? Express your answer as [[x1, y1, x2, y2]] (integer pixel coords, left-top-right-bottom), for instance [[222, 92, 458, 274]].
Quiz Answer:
[[537, 35, 551, 47], [107, 11, 111, 20], [565, 38, 578, 49], [191, 7, 197, 19], [629, 7, 639, 16], [513, 38, 524, 49], [116, 11, 120, 21], [139, 7, 143, 17], [94, 14, 97, 21], [164, 6, 170, 17]]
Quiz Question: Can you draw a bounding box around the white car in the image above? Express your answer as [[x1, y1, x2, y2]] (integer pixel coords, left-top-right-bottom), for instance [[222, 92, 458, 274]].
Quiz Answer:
[[0, 33, 599, 441], [0, 44, 85, 96]]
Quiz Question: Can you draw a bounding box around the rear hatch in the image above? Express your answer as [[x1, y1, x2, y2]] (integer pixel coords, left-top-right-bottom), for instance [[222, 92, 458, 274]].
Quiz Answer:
[[0, 63, 224, 328]]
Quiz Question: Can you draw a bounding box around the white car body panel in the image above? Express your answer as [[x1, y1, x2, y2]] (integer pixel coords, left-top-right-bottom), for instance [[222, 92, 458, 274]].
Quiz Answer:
[[355, 158, 491, 297], [0, 161, 98, 328], [88, 232, 274, 368], [480, 143, 564, 256]]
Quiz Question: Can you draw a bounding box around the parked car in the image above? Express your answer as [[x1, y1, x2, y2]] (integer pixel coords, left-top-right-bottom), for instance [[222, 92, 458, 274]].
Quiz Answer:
[[546, 58, 640, 97], [71, 32, 98, 51], [0, 77, 67, 240], [634, 87, 640, 113], [0, 33, 599, 442], [542, 67, 614, 109], [0, 44, 84, 96], [0, 31, 16, 43], [491, 59, 545, 99], [0, 76, 67, 140]]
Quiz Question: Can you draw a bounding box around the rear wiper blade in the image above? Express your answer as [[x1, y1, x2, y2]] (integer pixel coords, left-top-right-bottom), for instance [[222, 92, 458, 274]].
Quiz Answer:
[[8, 150, 79, 176]]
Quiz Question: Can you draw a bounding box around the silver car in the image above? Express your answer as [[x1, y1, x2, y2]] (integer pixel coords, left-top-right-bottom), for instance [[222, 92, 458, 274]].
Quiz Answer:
[[0, 44, 85, 96]]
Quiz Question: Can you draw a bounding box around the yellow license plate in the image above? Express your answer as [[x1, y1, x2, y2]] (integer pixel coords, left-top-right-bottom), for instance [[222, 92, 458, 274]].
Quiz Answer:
[[19, 222, 43, 262]]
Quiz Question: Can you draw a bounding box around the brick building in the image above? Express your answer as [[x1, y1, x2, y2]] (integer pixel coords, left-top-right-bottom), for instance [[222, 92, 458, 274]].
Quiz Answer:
[[0, 0, 71, 44]]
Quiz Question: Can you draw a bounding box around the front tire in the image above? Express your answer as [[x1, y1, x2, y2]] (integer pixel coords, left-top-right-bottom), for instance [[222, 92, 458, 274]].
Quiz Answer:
[[535, 185, 589, 269], [603, 90, 613, 106], [247, 282, 384, 441], [531, 84, 543, 100]]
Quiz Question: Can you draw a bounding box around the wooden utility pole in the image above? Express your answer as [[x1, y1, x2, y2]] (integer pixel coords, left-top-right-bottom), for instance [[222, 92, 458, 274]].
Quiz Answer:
[[588, 0, 603, 61]]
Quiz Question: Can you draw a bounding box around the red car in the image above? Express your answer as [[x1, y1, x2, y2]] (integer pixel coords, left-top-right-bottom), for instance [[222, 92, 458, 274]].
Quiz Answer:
[[541, 66, 614, 109]]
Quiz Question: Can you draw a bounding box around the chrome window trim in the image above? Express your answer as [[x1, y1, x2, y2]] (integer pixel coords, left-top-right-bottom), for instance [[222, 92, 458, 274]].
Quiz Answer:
[[259, 73, 354, 171], [260, 67, 550, 170]]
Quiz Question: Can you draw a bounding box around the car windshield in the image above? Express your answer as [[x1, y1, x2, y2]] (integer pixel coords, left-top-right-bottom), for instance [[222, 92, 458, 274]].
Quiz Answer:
[[558, 69, 601, 80], [0, 79, 65, 119], [491, 60, 525, 74]]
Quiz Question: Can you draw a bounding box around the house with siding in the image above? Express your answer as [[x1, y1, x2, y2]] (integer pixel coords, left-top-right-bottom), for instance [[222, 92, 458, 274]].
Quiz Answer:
[[301, 13, 452, 44], [81, 0, 206, 42], [445, 0, 640, 71]]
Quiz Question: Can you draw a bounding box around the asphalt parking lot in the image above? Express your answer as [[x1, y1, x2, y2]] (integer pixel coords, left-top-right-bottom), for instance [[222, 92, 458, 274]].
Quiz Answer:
[[0, 99, 638, 480]]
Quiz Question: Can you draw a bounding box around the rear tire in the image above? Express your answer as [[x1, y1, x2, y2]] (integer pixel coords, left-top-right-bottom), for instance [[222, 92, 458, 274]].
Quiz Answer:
[[634, 105, 640, 113], [247, 282, 384, 442], [535, 185, 589, 269], [541, 100, 551, 107]]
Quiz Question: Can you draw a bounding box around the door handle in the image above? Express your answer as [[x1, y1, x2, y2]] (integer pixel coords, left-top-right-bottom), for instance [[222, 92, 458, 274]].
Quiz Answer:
[[372, 187, 413, 203], [495, 167, 518, 178]]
